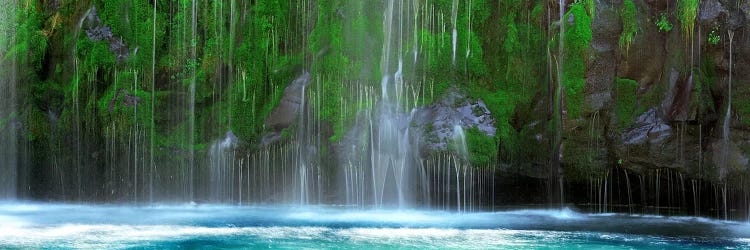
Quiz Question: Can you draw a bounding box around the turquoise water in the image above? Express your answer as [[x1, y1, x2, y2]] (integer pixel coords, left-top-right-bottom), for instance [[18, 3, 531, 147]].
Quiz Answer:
[[0, 203, 748, 249]]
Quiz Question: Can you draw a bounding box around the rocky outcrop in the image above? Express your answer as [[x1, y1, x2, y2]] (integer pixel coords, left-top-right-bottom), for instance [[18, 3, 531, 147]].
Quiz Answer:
[[264, 71, 311, 131], [83, 6, 130, 62], [260, 71, 311, 146], [412, 89, 496, 152], [567, 0, 750, 185]]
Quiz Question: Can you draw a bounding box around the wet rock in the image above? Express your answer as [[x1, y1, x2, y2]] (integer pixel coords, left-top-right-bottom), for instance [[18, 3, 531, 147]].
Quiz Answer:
[[567, 12, 575, 24], [710, 139, 749, 180], [622, 108, 672, 145], [83, 7, 130, 62], [727, 8, 747, 30], [259, 132, 282, 147], [412, 89, 496, 152], [220, 131, 239, 149], [617, 0, 665, 89], [122, 93, 141, 107], [742, 1, 750, 21], [264, 71, 311, 131], [699, 0, 727, 24], [46, 0, 61, 11], [580, 1, 618, 142]]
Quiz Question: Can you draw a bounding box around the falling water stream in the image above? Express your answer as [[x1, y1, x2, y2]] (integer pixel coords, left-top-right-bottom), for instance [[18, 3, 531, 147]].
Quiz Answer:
[[2, 1, 750, 248], [723, 30, 735, 221], [450, 0, 458, 65], [0, 1, 18, 200], [550, 0, 566, 208]]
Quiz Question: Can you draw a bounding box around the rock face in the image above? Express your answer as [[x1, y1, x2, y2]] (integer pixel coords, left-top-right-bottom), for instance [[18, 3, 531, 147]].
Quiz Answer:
[[83, 7, 130, 62], [264, 71, 311, 131], [412, 89, 496, 152], [567, 0, 750, 186], [622, 109, 672, 145], [260, 71, 311, 146], [333, 88, 497, 166]]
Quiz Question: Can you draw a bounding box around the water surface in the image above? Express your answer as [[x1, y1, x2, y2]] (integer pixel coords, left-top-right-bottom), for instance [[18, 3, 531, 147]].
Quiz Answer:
[[0, 203, 748, 249]]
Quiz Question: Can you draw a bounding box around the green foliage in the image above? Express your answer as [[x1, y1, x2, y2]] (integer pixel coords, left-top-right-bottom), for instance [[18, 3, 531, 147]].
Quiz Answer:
[[96, 71, 154, 138], [5, 2, 48, 71], [95, 0, 167, 68], [656, 13, 673, 32], [308, 0, 355, 142], [619, 0, 638, 54], [708, 27, 721, 45], [562, 3, 593, 118], [695, 56, 717, 115], [471, 86, 514, 131], [677, 0, 698, 39], [465, 127, 497, 166], [1, 0, 617, 172], [576, 0, 596, 18], [614, 78, 639, 129], [418, 30, 452, 80], [76, 38, 116, 70], [25, 104, 49, 142]]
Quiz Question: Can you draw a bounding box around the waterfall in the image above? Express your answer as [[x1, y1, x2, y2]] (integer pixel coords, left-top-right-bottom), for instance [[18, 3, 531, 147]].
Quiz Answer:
[[209, 132, 238, 202], [188, 0, 198, 201], [150, 0, 156, 203], [549, 0, 566, 208], [324, 0, 495, 210], [722, 30, 734, 220], [465, 0, 471, 60], [412, 0, 419, 65], [452, 125, 469, 161], [450, 0, 458, 65], [0, 0, 498, 209], [452, 125, 468, 212], [369, 0, 426, 208], [298, 84, 308, 205], [722, 30, 735, 175], [0, 0, 18, 199]]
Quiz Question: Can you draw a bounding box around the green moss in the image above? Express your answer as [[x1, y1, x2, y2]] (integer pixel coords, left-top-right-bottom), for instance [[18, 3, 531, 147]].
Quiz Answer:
[[619, 0, 638, 54], [614, 78, 639, 129], [96, 71, 154, 138], [578, 0, 596, 18], [677, 0, 698, 39], [24, 105, 49, 142], [77, 38, 116, 70], [707, 26, 721, 45], [5, 2, 48, 71], [0, 110, 18, 132], [1, 0, 604, 171], [696, 56, 717, 115], [465, 127, 497, 166], [95, 0, 167, 68], [655, 13, 673, 32], [562, 3, 593, 118]]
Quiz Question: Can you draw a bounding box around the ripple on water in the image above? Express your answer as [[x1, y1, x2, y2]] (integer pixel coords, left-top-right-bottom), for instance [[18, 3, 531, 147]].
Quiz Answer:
[[0, 203, 748, 249]]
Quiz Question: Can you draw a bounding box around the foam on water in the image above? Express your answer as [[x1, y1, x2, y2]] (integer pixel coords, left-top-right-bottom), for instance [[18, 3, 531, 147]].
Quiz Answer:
[[0, 203, 748, 248]]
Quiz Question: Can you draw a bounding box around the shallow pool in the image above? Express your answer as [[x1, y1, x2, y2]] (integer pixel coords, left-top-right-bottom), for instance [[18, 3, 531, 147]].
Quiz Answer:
[[0, 203, 748, 249]]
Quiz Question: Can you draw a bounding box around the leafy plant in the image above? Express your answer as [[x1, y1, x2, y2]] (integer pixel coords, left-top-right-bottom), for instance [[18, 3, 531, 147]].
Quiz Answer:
[[677, 0, 698, 39], [619, 0, 638, 54], [708, 27, 720, 45], [575, 0, 595, 18], [655, 13, 672, 32], [562, 2, 593, 118]]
